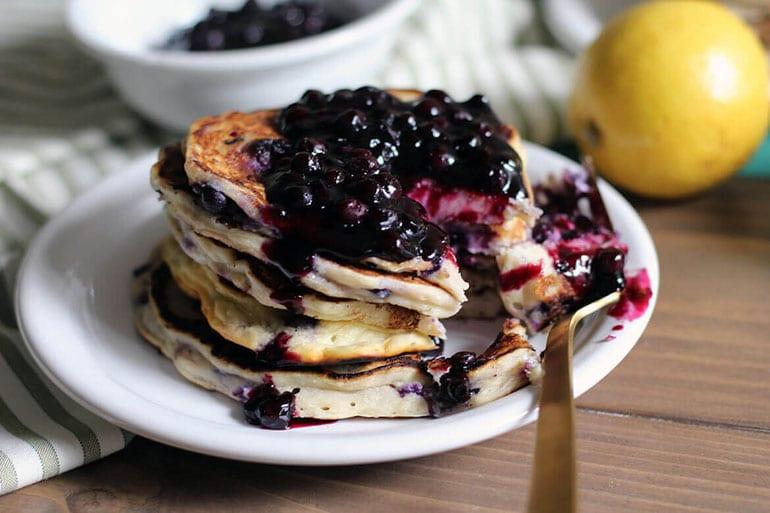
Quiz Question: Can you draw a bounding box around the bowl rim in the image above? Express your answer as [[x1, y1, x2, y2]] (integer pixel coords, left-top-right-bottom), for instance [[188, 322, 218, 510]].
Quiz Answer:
[[66, 0, 420, 71]]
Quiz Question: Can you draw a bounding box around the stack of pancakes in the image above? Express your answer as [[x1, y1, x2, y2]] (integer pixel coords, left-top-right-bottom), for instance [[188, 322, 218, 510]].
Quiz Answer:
[[135, 88, 545, 428]]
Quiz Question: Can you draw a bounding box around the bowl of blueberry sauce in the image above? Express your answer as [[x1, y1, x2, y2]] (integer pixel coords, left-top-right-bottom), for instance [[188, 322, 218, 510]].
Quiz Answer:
[[67, 0, 420, 131], [162, 1, 345, 52]]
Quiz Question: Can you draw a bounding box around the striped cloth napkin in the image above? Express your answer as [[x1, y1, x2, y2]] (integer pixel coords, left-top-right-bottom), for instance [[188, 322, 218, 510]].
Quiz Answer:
[[0, 0, 572, 495]]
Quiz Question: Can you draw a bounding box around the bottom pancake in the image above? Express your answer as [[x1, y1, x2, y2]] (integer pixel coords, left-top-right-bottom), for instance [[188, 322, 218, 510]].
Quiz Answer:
[[133, 263, 542, 427]]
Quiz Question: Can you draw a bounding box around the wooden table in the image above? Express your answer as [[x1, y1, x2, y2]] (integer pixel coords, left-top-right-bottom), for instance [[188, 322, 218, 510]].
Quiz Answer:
[[2, 179, 769, 513]]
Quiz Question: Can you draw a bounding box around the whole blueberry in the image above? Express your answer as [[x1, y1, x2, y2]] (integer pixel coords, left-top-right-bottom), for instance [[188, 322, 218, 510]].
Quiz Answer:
[[199, 186, 228, 214], [425, 89, 453, 104], [282, 185, 314, 210], [290, 151, 321, 173], [338, 197, 368, 223], [334, 109, 367, 137], [300, 89, 327, 109], [414, 98, 444, 118]]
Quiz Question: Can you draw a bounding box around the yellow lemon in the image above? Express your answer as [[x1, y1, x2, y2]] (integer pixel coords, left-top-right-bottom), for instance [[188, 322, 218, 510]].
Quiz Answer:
[[568, 0, 769, 199]]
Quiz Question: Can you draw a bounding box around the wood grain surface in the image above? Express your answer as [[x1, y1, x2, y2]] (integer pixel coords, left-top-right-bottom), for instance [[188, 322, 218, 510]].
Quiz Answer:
[[2, 178, 769, 513]]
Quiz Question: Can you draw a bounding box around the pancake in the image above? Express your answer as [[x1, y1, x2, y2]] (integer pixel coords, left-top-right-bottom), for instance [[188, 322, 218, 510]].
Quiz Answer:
[[496, 168, 627, 331], [159, 239, 443, 366], [133, 263, 542, 422], [152, 145, 467, 318], [167, 214, 445, 337]]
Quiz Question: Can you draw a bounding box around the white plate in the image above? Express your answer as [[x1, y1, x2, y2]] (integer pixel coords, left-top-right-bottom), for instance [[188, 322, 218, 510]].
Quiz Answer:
[[15, 143, 658, 465]]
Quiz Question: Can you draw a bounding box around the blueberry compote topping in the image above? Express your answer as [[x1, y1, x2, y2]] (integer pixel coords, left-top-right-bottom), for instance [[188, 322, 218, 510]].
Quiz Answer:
[[242, 382, 296, 429], [254, 332, 300, 365], [163, 0, 342, 52], [230, 87, 524, 275], [533, 169, 628, 304], [424, 351, 480, 417]]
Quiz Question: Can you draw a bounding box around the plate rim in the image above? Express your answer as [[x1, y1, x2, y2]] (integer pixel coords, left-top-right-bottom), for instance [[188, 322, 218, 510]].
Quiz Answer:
[[15, 142, 659, 465]]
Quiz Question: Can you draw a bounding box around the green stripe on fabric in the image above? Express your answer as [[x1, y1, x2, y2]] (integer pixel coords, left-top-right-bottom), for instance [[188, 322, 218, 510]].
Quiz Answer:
[[120, 429, 133, 447], [0, 397, 59, 479], [0, 448, 19, 494], [0, 267, 16, 328], [0, 333, 102, 463]]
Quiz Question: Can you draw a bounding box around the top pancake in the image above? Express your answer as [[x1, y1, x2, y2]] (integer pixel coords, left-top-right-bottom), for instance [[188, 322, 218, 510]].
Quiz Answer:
[[185, 109, 278, 221]]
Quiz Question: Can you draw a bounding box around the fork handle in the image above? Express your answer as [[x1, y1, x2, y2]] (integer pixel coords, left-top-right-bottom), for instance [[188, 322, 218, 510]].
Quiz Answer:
[[527, 291, 622, 513], [527, 317, 576, 513]]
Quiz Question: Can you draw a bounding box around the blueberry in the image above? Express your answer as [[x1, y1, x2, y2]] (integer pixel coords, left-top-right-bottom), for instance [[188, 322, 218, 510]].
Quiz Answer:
[[242, 385, 294, 430], [282, 185, 314, 210], [334, 109, 367, 137], [474, 121, 494, 138], [296, 137, 326, 155], [352, 178, 385, 203], [398, 197, 427, 218], [338, 197, 368, 223], [323, 167, 346, 185], [430, 146, 456, 171], [199, 186, 228, 214], [243, 139, 274, 172], [356, 86, 391, 107], [290, 151, 321, 173], [532, 222, 551, 243], [310, 181, 331, 209], [440, 374, 472, 403], [329, 89, 356, 108], [243, 23, 264, 45], [457, 133, 482, 151], [370, 207, 400, 228], [574, 215, 595, 232], [374, 173, 402, 199], [414, 98, 444, 118], [346, 154, 377, 175], [425, 89, 453, 104], [591, 248, 625, 278], [484, 166, 511, 193], [466, 94, 490, 109], [451, 108, 474, 122], [416, 122, 443, 141], [449, 351, 476, 370], [301, 89, 327, 109], [393, 112, 418, 132]]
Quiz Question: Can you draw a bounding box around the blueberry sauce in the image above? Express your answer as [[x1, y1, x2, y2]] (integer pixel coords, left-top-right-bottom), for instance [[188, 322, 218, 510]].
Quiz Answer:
[[500, 262, 543, 292], [254, 332, 301, 365], [396, 382, 424, 397], [247, 255, 309, 312], [241, 87, 522, 276], [242, 382, 296, 429], [533, 169, 628, 303], [163, 0, 343, 52], [608, 268, 652, 321], [423, 351, 480, 417]]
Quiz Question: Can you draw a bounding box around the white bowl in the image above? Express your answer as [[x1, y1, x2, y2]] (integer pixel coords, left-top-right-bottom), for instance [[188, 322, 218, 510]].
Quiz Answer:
[[67, 0, 420, 131]]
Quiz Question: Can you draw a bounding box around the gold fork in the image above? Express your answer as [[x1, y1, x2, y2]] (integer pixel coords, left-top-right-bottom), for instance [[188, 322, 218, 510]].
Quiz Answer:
[[527, 291, 622, 513]]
